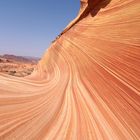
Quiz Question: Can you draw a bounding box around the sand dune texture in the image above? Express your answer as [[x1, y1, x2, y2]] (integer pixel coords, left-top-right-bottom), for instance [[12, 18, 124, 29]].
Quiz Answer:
[[0, 0, 140, 139]]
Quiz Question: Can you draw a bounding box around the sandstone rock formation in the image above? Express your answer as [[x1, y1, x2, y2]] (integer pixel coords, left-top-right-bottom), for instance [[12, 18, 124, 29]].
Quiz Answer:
[[0, 55, 38, 77], [0, 0, 140, 139]]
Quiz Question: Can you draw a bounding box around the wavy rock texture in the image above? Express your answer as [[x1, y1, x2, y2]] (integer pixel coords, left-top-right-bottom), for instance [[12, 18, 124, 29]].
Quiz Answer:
[[0, 0, 140, 139]]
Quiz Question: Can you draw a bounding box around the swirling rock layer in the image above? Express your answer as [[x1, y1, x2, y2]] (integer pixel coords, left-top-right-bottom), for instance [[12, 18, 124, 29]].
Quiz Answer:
[[0, 0, 140, 139]]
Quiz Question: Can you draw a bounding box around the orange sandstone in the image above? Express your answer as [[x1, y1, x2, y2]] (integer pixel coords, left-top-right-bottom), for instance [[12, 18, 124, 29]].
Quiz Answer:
[[0, 0, 140, 139]]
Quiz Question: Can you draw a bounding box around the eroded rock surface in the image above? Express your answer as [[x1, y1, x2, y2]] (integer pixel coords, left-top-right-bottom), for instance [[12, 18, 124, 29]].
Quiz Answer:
[[0, 0, 140, 139]]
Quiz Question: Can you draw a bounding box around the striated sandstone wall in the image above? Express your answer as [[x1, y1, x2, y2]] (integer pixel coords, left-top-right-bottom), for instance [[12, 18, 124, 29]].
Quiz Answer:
[[0, 0, 140, 139]]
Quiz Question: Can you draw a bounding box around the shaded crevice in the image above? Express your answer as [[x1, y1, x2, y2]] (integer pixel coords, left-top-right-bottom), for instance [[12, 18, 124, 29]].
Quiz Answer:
[[53, 0, 111, 43]]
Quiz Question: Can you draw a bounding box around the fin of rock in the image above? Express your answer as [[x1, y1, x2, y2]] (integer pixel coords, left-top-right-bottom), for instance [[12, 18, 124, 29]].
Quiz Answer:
[[0, 0, 140, 139]]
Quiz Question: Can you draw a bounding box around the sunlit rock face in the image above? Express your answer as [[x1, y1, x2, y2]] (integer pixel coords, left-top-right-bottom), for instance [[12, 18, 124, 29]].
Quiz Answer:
[[0, 0, 140, 139]]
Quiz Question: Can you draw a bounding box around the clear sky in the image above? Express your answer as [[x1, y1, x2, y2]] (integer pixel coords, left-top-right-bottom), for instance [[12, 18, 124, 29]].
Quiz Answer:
[[0, 0, 80, 57]]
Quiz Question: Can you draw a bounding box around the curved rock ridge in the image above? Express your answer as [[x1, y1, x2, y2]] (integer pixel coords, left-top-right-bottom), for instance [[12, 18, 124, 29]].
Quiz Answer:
[[0, 0, 140, 139]]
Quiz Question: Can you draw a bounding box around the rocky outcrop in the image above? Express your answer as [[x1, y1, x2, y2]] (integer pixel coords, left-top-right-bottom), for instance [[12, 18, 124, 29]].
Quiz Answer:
[[1, 54, 39, 64], [0, 0, 140, 139], [0, 55, 38, 77]]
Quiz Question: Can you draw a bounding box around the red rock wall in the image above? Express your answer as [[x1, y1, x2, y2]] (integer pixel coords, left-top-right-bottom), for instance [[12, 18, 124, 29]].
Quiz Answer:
[[0, 0, 140, 139]]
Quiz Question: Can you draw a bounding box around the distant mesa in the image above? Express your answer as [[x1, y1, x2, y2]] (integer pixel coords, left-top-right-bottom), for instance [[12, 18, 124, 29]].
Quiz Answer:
[[0, 54, 40, 77], [0, 54, 40, 64]]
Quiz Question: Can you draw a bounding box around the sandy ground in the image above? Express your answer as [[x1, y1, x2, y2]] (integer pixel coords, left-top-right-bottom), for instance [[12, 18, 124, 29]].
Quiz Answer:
[[0, 56, 37, 77]]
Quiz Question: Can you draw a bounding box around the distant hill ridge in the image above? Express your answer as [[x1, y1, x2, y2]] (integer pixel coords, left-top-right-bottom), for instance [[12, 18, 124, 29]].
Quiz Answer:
[[0, 54, 40, 64]]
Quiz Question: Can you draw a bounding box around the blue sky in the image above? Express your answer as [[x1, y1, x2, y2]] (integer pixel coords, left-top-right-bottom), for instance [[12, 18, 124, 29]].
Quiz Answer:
[[0, 0, 80, 57]]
